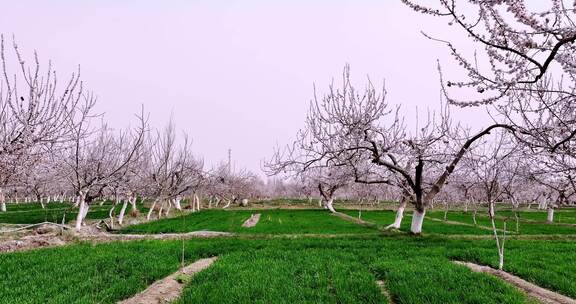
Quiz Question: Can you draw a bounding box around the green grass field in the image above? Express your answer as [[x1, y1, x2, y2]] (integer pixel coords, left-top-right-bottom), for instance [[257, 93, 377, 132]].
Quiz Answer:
[[121, 209, 377, 235], [426, 210, 576, 235], [0, 201, 148, 225], [3, 236, 574, 303], [1, 207, 575, 303]]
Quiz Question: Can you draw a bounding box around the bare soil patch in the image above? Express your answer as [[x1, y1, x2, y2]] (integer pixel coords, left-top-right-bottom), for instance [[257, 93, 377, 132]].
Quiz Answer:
[[376, 280, 394, 304], [0, 221, 233, 253], [80, 230, 233, 243], [0, 223, 69, 253], [454, 261, 576, 304], [119, 256, 218, 304], [427, 217, 504, 232]]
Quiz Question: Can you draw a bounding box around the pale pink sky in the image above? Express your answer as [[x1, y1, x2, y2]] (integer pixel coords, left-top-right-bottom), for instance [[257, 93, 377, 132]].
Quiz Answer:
[[2, 1, 485, 173]]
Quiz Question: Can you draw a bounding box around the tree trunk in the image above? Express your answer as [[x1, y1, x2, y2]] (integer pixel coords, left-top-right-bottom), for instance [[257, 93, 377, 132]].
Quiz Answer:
[[108, 203, 116, 230], [325, 198, 336, 213], [194, 194, 201, 211], [173, 198, 182, 211], [118, 200, 129, 225], [146, 199, 158, 221], [539, 197, 547, 210], [547, 207, 554, 223], [410, 209, 426, 234], [0, 189, 5, 213], [130, 197, 138, 214], [490, 216, 506, 270], [75, 200, 89, 230], [514, 212, 519, 233], [386, 198, 406, 229], [165, 200, 171, 217]]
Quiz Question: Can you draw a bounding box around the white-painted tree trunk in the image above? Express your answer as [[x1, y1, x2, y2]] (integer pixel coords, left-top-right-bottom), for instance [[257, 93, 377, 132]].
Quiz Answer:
[[547, 207, 554, 223], [173, 198, 182, 211], [158, 202, 164, 219], [118, 200, 128, 225], [325, 198, 336, 213], [387, 198, 407, 229], [146, 199, 158, 221], [386, 206, 405, 229], [130, 197, 138, 213], [223, 199, 231, 209], [410, 209, 426, 234], [490, 216, 506, 270], [108, 202, 117, 230], [165, 201, 172, 217], [0, 189, 5, 212], [318, 198, 323, 207], [538, 197, 548, 210], [194, 194, 201, 211], [75, 199, 90, 230]]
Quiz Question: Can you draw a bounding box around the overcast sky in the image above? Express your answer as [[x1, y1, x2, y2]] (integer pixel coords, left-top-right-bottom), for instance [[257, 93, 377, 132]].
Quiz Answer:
[[2, 0, 488, 174]]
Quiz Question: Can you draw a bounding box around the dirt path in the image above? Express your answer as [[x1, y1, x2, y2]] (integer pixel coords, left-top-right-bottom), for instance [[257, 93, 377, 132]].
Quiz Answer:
[[332, 211, 387, 230], [0, 229, 233, 253], [426, 216, 506, 233], [454, 261, 576, 304], [119, 257, 218, 304], [376, 280, 394, 304], [242, 213, 261, 228], [79, 230, 234, 242]]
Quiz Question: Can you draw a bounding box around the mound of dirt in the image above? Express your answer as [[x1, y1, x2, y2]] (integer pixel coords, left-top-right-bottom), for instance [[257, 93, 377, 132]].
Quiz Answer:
[[0, 234, 66, 253]]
